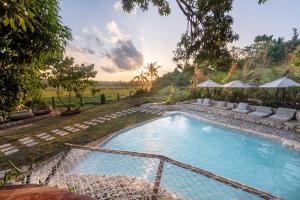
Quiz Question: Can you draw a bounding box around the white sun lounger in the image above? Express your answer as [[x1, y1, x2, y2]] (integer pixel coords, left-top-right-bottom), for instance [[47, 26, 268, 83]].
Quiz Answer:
[[232, 102, 250, 114], [214, 101, 231, 110], [193, 98, 203, 104], [249, 106, 273, 118], [199, 98, 211, 106], [269, 107, 296, 122]]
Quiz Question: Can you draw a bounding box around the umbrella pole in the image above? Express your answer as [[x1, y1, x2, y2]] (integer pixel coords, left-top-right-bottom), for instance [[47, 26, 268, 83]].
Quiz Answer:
[[282, 88, 285, 106]]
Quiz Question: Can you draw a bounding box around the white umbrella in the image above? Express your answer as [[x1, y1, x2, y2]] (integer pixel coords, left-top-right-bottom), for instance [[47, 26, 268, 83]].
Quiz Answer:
[[222, 80, 254, 88], [259, 77, 300, 88], [196, 80, 222, 88], [259, 77, 300, 104]]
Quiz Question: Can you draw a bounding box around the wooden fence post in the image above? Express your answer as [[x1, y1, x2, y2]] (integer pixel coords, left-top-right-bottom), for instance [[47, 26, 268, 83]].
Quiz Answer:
[[51, 97, 55, 108]]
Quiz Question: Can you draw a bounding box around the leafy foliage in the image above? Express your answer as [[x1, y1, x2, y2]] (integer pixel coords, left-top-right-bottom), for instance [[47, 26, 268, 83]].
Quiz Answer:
[[0, 0, 71, 116], [46, 57, 97, 111], [133, 70, 148, 89], [145, 62, 160, 87]]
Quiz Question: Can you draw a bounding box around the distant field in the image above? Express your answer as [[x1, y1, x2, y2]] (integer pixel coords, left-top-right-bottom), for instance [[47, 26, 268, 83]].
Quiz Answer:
[[42, 86, 139, 106]]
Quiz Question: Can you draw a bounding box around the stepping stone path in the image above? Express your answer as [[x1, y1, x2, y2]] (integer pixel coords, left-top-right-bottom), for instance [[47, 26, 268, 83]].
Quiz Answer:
[[0, 143, 19, 156], [74, 124, 89, 129], [84, 121, 97, 126], [51, 129, 69, 136], [36, 133, 55, 141], [18, 137, 39, 147], [98, 117, 108, 121], [91, 119, 105, 123], [64, 126, 80, 133]]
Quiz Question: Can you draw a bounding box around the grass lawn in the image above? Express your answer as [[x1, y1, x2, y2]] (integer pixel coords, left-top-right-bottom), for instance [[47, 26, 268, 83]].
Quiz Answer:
[[0, 101, 158, 170], [42, 86, 138, 101]]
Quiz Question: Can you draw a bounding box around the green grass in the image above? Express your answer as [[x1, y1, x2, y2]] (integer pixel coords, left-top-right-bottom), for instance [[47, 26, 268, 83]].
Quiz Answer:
[[42, 86, 138, 100], [0, 101, 158, 170]]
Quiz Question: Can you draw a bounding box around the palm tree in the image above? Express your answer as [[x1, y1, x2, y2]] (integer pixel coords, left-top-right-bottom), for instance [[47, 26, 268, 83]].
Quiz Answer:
[[145, 62, 159, 88], [133, 70, 148, 89]]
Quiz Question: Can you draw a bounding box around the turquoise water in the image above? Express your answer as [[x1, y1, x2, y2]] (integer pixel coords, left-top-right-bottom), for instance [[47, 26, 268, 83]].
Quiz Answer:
[[98, 114, 300, 200]]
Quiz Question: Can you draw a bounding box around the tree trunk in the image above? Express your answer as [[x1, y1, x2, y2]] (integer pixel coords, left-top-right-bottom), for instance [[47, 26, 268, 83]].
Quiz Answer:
[[67, 91, 71, 111]]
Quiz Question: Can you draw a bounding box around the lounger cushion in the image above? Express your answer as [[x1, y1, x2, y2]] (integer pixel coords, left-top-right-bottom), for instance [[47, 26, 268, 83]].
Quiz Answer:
[[249, 111, 271, 118], [269, 107, 296, 121], [276, 107, 296, 116], [196, 99, 203, 104], [232, 108, 250, 113], [203, 98, 210, 104], [237, 103, 249, 110], [256, 106, 272, 114], [216, 101, 226, 107], [269, 114, 293, 122], [226, 102, 235, 109], [215, 101, 230, 110]]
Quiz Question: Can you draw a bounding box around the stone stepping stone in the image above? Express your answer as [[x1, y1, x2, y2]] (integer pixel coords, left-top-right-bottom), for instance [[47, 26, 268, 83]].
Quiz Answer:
[[50, 129, 69, 136], [18, 137, 39, 147], [74, 124, 89, 129], [0, 143, 19, 156], [98, 117, 108, 121], [83, 121, 97, 126], [64, 126, 80, 133], [91, 119, 105, 123], [116, 112, 126, 116], [105, 115, 116, 119], [36, 133, 55, 141]]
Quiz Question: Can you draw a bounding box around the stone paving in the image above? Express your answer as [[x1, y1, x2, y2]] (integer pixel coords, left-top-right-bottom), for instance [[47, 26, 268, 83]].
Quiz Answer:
[[64, 126, 80, 133], [91, 119, 105, 123], [0, 143, 19, 155], [36, 133, 56, 141], [74, 123, 89, 129], [18, 137, 39, 147], [50, 129, 69, 136], [0, 107, 164, 157], [84, 121, 98, 126]]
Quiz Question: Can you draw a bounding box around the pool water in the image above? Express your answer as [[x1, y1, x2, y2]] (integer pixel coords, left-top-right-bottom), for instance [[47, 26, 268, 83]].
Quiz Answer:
[[99, 114, 300, 200]]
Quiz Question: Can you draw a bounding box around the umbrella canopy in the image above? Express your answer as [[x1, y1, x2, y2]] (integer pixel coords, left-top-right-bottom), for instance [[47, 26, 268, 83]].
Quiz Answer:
[[259, 77, 300, 88], [222, 80, 254, 88], [196, 80, 222, 88]]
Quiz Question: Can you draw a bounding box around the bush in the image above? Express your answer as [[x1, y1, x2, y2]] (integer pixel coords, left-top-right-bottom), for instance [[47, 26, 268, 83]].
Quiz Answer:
[[134, 89, 147, 96], [100, 94, 106, 104]]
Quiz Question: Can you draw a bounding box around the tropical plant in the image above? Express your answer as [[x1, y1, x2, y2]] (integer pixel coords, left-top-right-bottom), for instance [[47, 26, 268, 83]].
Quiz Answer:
[[133, 70, 148, 89], [46, 57, 97, 112], [0, 0, 72, 116], [290, 46, 300, 79], [145, 62, 160, 88], [169, 85, 177, 104]]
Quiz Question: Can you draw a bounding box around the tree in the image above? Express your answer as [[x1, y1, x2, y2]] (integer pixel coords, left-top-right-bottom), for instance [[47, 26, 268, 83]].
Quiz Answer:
[[290, 46, 300, 79], [47, 57, 97, 112], [145, 62, 160, 88], [133, 70, 148, 89], [0, 0, 71, 116]]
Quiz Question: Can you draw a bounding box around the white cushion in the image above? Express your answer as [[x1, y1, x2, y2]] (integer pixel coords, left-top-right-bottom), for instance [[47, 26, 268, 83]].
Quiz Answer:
[[237, 103, 249, 110]]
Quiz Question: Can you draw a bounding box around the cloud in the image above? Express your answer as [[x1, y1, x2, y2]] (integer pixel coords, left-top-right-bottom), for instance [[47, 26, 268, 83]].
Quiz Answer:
[[66, 44, 86, 54], [101, 66, 117, 73], [113, 1, 122, 12], [103, 39, 144, 73], [66, 22, 144, 75], [106, 20, 130, 43]]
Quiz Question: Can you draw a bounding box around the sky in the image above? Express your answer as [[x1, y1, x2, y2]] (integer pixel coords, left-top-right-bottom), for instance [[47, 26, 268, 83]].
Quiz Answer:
[[60, 0, 300, 81]]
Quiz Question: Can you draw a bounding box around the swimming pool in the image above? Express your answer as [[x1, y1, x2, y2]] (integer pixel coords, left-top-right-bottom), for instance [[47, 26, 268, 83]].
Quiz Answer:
[[98, 113, 300, 200]]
